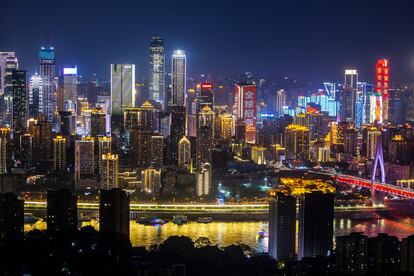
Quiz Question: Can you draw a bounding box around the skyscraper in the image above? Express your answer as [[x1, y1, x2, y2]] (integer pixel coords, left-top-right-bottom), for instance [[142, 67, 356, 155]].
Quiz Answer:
[[196, 163, 211, 197], [149, 37, 165, 106], [62, 66, 77, 112], [53, 135, 66, 173], [178, 136, 191, 170], [75, 138, 95, 181], [340, 69, 358, 122], [275, 89, 286, 118], [0, 52, 18, 126], [47, 189, 78, 231], [284, 124, 310, 160], [39, 47, 56, 122], [268, 191, 296, 261], [169, 105, 186, 165], [234, 83, 256, 143], [196, 106, 214, 168], [171, 50, 186, 106], [11, 70, 27, 138], [111, 64, 136, 117], [99, 188, 130, 236], [298, 191, 334, 258], [375, 59, 390, 122], [97, 136, 112, 174], [20, 134, 33, 168], [28, 73, 43, 118], [101, 153, 119, 189], [141, 167, 161, 194]]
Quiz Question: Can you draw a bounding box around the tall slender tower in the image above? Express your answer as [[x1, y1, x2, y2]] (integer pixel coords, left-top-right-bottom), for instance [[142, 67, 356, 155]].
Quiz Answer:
[[11, 70, 27, 139], [149, 37, 165, 107], [171, 50, 186, 106], [0, 52, 18, 126], [39, 47, 56, 122]]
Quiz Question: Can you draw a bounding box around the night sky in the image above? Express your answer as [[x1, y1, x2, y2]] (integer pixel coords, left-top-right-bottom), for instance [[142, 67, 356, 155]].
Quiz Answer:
[[2, 0, 414, 83]]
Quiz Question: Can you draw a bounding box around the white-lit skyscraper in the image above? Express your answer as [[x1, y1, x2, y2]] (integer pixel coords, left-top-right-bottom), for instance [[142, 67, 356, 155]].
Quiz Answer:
[[275, 89, 286, 117], [149, 37, 165, 107], [63, 66, 78, 112], [39, 47, 56, 122], [111, 64, 135, 117], [171, 50, 186, 106], [0, 52, 18, 126], [28, 73, 43, 118], [340, 69, 358, 122]]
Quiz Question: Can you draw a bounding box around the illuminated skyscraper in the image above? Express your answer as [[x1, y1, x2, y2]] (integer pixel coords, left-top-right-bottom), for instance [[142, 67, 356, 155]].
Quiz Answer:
[[196, 106, 214, 168], [98, 136, 112, 174], [171, 50, 186, 106], [219, 114, 233, 140], [178, 136, 191, 170], [28, 73, 43, 118], [11, 70, 27, 138], [75, 138, 95, 181], [234, 83, 256, 143], [375, 59, 390, 122], [363, 126, 381, 160], [53, 135, 66, 173], [275, 89, 286, 118], [101, 153, 119, 190], [111, 64, 136, 118], [91, 108, 108, 136], [39, 47, 56, 122], [284, 124, 310, 160], [197, 82, 214, 114], [340, 69, 358, 122], [141, 167, 161, 194], [0, 52, 18, 126], [196, 163, 211, 197], [149, 37, 165, 106], [0, 128, 11, 174], [62, 66, 77, 112]]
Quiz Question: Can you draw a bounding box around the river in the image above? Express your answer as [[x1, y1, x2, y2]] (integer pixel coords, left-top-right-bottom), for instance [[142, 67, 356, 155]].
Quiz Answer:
[[25, 217, 414, 252]]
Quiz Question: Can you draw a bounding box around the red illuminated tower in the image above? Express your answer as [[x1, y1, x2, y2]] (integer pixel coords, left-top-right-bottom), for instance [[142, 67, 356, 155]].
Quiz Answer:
[[375, 59, 390, 123], [234, 83, 256, 143]]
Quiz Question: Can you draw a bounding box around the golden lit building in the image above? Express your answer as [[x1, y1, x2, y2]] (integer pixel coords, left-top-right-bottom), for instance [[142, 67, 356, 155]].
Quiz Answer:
[[98, 136, 112, 174], [273, 178, 336, 196], [284, 124, 310, 160], [53, 135, 66, 173], [251, 146, 266, 165], [363, 126, 380, 160], [178, 136, 191, 170], [219, 113, 233, 140], [196, 163, 211, 197], [101, 153, 119, 190], [141, 167, 161, 194]]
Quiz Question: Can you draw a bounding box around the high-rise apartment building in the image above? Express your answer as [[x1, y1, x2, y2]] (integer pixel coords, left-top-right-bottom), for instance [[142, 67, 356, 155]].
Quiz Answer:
[[141, 167, 161, 194], [111, 64, 136, 118], [99, 188, 130, 236], [11, 70, 27, 138], [47, 189, 78, 231], [39, 47, 56, 122], [284, 124, 310, 160], [0, 52, 18, 127], [101, 153, 119, 189], [75, 138, 95, 181], [53, 135, 66, 173], [149, 37, 165, 106], [268, 191, 296, 261], [196, 106, 214, 168], [171, 50, 186, 106], [178, 136, 191, 170], [28, 73, 43, 118]]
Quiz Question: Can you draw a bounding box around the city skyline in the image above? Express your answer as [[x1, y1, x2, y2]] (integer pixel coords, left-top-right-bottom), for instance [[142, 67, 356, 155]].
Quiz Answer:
[[2, 0, 414, 83]]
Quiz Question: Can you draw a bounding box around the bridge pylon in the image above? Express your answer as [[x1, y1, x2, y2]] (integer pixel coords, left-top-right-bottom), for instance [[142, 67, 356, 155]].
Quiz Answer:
[[371, 133, 385, 206]]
